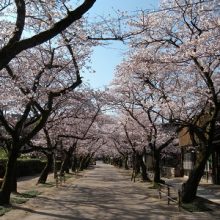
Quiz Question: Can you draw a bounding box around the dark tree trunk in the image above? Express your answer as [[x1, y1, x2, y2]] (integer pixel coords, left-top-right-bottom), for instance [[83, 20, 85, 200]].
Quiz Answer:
[[118, 157, 123, 168], [131, 152, 140, 182], [53, 153, 57, 179], [80, 154, 91, 171], [182, 151, 211, 203], [60, 152, 70, 175], [0, 150, 18, 205], [212, 149, 220, 184], [37, 153, 53, 184], [61, 144, 76, 174], [76, 156, 81, 170], [84, 156, 92, 169], [153, 151, 160, 182], [153, 150, 164, 183], [124, 155, 129, 170], [11, 168, 17, 193], [138, 154, 151, 182], [71, 155, 78, 172], [134, 154, 140, 174], [134, 153, 140, 173]]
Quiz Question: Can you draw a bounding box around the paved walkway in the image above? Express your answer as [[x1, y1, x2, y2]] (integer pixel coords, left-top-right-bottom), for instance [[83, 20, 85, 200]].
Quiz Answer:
[[2, 162, 220, 220]]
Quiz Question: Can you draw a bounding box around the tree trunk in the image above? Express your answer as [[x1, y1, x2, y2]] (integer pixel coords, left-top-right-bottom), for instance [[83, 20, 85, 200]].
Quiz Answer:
[[37, 153, 53, 184], [71, 155, 78, 172], [131, 152, 140, 182], [53, 153, 57, 179], [118, 157, 123, 168], [153, 150, 164, 183], [133, 154, 140, 173], [133, 153, 140, 173], [182, 150, 211, 203], [124, 155, 129, 170], [84, 156, 91, 169], [212, 149, 220, 184], [11, 168, 17, 193], [138, 154, 151, 182], [0, 150, 18, 205], [60, 153, 70, 175], [80, 155, 91, 170]]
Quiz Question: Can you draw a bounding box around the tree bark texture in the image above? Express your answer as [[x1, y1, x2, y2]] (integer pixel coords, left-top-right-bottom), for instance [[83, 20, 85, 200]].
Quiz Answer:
[[153, 150, 164, 183], [181, 150, 211, 203], [60, 152, 70, 175], [138, 154, 151, 182], [37, 153, 53, 184], [0, 150, 18, 205]]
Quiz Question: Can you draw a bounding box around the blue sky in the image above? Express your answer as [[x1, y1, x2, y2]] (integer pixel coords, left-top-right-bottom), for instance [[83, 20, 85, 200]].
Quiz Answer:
[[82, 0, 159, 89]]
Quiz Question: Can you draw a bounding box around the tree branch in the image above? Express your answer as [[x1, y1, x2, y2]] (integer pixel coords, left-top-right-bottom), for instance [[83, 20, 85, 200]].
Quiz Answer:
[[0, 0, 96, 70], [8, 0, 26, 45]]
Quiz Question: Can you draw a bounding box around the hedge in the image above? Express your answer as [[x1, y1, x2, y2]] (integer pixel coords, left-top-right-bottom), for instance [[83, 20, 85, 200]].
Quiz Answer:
[[0, 159, 61, 178]]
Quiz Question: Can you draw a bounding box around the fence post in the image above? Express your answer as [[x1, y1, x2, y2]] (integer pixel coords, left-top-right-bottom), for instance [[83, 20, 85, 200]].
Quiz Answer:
[[55, 174, 59, 187], [159, 184, 161, 199], [178, 190, 181, 211], [167, 185, 170, 205], [60, 173, 64, 185]]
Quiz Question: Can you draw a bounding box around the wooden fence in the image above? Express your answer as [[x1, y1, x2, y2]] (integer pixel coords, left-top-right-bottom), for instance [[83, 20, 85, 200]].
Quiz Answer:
[[158, 183, 182, 211], [55, 173, 66, 187]]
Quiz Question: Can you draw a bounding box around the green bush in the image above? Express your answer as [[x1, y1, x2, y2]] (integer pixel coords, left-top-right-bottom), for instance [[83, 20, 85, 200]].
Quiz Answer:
[[0, 206, 11, 216], [0, 159, 62, 178], [0, 159, 45, 177], [17, 159, 46, 177]]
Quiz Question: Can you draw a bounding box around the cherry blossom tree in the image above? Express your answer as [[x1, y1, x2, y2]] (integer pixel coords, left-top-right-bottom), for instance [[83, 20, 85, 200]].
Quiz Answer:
[[57, 90, 104, 174], [113, 0, 220, 202], [0, 21, 93, 204], [108, 76, 177, 183], [100, 115, 132, 169]]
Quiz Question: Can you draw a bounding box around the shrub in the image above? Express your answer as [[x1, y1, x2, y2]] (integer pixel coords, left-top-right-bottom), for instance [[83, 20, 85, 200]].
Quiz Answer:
[[0, 158, 46, 177], [0, 159, 61, 178]]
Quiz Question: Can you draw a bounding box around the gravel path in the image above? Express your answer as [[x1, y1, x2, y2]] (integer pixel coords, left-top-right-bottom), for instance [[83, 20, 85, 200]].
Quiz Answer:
[[1, 161, 218, 220]]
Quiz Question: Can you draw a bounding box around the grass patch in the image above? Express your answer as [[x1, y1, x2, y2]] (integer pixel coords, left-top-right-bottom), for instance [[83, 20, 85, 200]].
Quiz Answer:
[[39, 182, 55, 188], [0, 190, 40, 216], [20, 190, 40, 198], [65, 173, 74, 180], [181, 197, 212, 212], [11, 197, 28, 204], [0, 206, 11, 216], [11, 190, 40, 205]]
